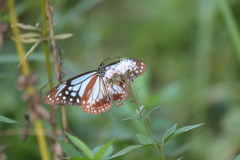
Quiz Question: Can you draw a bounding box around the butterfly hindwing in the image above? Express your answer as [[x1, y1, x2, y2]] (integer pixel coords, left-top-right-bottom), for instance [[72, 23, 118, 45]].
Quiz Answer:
[[81, 75, 112, 114], [111, 81, 128, 104]]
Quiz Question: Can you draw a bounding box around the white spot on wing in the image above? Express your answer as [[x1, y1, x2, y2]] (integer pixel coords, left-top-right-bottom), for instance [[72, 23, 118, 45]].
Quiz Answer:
[[72, 84, 81, 92], [70, 92, 76, 97]]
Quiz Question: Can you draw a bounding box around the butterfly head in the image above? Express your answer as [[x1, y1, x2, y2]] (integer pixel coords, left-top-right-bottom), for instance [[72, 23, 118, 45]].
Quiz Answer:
[[97, 63, 107, 77]]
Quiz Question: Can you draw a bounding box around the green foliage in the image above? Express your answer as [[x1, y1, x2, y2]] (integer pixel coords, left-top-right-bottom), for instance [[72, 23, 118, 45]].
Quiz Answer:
[[234, 154, 240, 160], [59, 134, 118, 160], [94, 136, 118, 160], [136, 134, 152, 145], [2, 0, 240, 159], [69, 157, 93, 160], [56, 139, 83, 157], [162, 123, 204, 147], [122, 105, 161, 123], [66, 133, 94, 159], [108, 145, 155, 159], [0, 115, 17, 123]]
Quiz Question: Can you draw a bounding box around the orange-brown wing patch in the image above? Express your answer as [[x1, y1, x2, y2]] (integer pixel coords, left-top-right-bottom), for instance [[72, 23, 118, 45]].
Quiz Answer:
[[81, 76, 112, 114], [111, 81, 128, 104]]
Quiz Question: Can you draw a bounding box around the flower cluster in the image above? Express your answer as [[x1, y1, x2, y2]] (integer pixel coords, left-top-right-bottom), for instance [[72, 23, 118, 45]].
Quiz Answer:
[[103, 58, 137, 91]]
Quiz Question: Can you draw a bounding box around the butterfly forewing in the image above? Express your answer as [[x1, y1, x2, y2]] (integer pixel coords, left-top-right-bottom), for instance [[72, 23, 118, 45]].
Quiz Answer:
[[45, 71, 96, 106], [81, 75, 112, 114], [131, 59, 147, 80]]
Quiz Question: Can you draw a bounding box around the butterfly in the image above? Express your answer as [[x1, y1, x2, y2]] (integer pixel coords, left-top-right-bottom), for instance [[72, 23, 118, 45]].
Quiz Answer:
[[45, 58, 146, 114]]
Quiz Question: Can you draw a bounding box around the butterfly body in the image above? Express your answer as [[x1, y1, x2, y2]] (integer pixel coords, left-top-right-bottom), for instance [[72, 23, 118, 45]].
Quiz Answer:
[[45, 59, 146, 114]]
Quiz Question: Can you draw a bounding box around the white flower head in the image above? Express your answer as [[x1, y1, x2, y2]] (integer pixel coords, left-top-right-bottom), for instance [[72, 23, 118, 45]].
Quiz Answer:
[[103, 58, 137, 91]]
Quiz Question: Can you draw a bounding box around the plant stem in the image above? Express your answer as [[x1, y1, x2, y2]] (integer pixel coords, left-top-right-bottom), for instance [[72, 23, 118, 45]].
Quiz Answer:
[[143, 122, 165, 160], [129, 87, 165, 160], [41, 0, 54, 90], [45, 0, 69, 134], [218, 0, 240, 62], [8, 0, 50, 159]]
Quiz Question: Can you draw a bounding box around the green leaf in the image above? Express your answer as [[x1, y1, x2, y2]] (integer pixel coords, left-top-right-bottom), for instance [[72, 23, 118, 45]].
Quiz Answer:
[[234, 154, 240, 160], [20, 32, 41, 38], [70, 157, 92, 160], [135, 105, 145, 115], [144, 106, 161, 117], [66, 133, 93, 159], [14, 23, 41, 30], [56, 139, 83, 157], [94, 135, 118, 160], [176, 158, 183, 160], [162, 124, 177, 145], [11, 37, 39, 43], [15, 40, 41, 69], [121, 116, 138, 121], [55, 33, 73, 39], [169, 123, 204, 142], [92, 145, 113, 160], [134, 86, 142, 95], [174, 123, 204, 135], [0, 115, 17, 123], [136, 134, 152, 145], [108, 144, 154, 159]]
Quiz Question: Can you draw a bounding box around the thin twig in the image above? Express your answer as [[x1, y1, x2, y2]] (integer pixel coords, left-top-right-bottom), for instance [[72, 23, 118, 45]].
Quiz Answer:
[[45, 0, 69, 136]]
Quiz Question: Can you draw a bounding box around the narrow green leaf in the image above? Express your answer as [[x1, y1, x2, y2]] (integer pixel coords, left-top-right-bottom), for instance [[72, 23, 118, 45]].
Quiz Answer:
[[145, 106, 161, 117], [94, 135, 118, 160], [20, 32, 41, 38], [176, 157, 183, 160], [66, 133, 93, 159], [0, 115, 17, 123], [55, 33, 73, 39], [11, 37, 40, 43], [14, 23, 41, 30], [15, 40, 41, 69], [162, 124, 177, 145], [136, 134, 152, 145], [135, 105, 145, 115], [56, 139, 83, 157], [234, 154, 240, 160], [108, 144, 154, 159], [134, 86, 142, 95], [174, 123, 204, 135], [92, 145, 113, 160], [169, 123, 204, 142], [70, 157, 92, 160], [121, 116, 138, 121]]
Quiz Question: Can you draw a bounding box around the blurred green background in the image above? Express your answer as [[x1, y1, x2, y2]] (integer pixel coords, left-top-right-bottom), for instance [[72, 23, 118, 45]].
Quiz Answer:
[[1, 0, 240, 159]]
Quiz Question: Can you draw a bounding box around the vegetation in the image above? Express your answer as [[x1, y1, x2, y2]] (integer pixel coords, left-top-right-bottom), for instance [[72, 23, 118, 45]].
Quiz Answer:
[[1, 0, 240, 160]]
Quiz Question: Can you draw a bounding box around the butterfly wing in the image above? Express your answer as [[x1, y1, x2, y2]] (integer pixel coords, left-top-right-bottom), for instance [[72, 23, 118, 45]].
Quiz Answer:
[[81, 75, 113, 114], [111, 81, 128, 104], [107, 59, 146, 106], [45, 70, 96, 106], [131, 59, 147, 79]]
